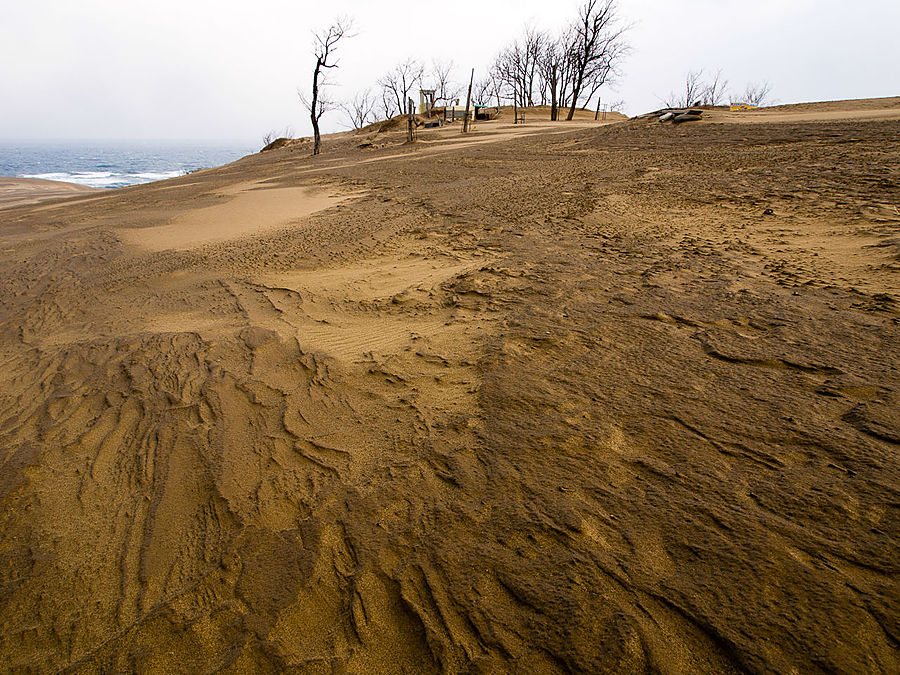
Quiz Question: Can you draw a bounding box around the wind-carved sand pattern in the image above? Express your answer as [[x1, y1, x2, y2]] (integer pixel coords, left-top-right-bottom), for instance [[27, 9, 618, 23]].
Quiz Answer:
[[262, 256, 487, 362], [121, 182, 357, 251], [0, 98, 898, 673]]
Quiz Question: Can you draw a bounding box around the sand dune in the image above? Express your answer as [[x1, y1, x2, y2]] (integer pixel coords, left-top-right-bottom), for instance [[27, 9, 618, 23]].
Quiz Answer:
[[0, 100, 897, 673]]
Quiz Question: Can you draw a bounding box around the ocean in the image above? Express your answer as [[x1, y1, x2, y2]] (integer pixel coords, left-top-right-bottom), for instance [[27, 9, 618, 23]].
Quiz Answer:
[[0, 140, 257, 189]]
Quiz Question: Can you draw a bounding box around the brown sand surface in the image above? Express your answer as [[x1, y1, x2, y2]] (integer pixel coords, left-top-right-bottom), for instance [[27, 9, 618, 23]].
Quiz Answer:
[[121, 183, 356, 251], [712, 107, 900, 124], [0, 177, 101, 210], [0, 100, 897, 673]]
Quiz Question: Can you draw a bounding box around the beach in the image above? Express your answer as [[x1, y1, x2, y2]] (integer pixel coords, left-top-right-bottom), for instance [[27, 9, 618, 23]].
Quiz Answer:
[[0, 98, 897, 673]]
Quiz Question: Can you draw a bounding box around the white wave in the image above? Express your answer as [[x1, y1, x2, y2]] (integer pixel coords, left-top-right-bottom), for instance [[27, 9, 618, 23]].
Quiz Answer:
[[132, 171, 183, 180], [76, 176, 132, 188], [25, 174, 114, 188], [24, 171, 114, 180], [22, 172, 76, 180], [73, 171, 115, 178], [20, 169, 186, 189]]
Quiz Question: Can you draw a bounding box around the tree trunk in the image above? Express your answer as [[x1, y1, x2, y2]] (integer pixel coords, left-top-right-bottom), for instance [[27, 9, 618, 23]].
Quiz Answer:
[[513, 84, 518, 125], [550, 63, 558, 121], [311, 58, 322, 155], [462, 69, 474, 133], [566, 72, 583, 121]]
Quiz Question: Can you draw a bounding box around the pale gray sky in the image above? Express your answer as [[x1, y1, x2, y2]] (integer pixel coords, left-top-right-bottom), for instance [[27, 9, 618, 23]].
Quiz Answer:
[[1, 0, 897, 142]]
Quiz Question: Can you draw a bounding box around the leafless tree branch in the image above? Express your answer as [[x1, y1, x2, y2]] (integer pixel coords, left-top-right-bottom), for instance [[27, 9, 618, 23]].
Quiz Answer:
[[702, 69, 729, 106], [340, 88, 378, 129], [302, 16, 354, 156], [565, 0, 629, 120], [429, 59, 461, 107], [377, 59, 424, 120], [740, 81, 772, 106], [664, 69, 705, 108]]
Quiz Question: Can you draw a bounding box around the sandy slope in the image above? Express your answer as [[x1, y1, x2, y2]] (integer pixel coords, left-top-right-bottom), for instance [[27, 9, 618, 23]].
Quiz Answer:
[[0, 177, 101, 210], [0, 101, 897, 673]]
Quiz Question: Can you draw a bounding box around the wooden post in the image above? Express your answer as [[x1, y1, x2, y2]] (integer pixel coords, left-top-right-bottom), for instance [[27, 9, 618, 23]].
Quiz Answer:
[[462, 68, 474, 134], [407, 98, 414, 143], [513, 84, 518, 125]]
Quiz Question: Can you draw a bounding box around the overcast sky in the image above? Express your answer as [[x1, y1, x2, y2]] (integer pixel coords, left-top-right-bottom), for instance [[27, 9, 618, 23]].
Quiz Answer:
[[1, 0, 897, 142]]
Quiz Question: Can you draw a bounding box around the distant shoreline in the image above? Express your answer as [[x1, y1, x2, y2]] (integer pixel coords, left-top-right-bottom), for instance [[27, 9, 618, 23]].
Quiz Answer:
[[0, 140, 256, 190]]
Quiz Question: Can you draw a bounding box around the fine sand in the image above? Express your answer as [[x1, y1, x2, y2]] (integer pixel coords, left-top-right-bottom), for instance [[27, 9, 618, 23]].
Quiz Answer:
[[121, 183, 356, 251], [0, 176, 100, 210], [0, 99, 897, 673]]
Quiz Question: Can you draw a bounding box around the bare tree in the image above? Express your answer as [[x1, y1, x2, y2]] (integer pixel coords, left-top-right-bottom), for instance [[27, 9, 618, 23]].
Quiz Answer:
[[492, 27, 550, 109], [664, 69, 731, 107], [300, 17, 353, 156], [521, 27, 547, 107], [740, 81, 772, 106], [378, 87, 398, 120], [341, 89, 378, 129], [429, 59, 461, 106], [472, 75, 494, 106], [664, 69, 706, 108], [378, 59, 424, 119], [487, 64, 505, 108], [538, 39, 561, 119], [492, 45, 521, 107], [701, 68, 729, 106], [490, 2, 629, 122], [538, 28, 577, 120], [565, 0, 628, 120]]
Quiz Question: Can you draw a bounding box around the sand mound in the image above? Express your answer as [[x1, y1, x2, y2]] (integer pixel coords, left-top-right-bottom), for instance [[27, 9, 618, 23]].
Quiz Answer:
[[260, 137, 296, 152]]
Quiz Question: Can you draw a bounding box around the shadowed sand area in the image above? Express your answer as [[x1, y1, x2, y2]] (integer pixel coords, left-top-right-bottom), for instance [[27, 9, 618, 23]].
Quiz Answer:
[[0, 99, 897, 673]]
